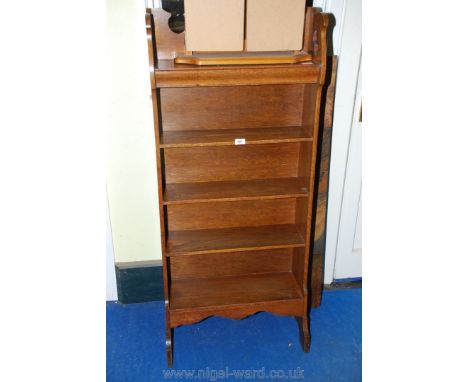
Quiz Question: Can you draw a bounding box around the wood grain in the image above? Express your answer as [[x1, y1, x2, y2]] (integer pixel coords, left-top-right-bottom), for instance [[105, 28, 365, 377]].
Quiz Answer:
[[164, 178, 309, 204], [167, 198, 297, 231], [311, 56, 338, 308], [160, 126, 312, 148], [166, 224, 305, 256], [170, 249, 293, 279], [170, 295, 304, 328], [164, 143, 302, 183], [154, 60, 321, 88], [160, 85, 305, 131], [152, 8, 185, 60], [174, 52, 313, 66], [170, 272, 302, 310]]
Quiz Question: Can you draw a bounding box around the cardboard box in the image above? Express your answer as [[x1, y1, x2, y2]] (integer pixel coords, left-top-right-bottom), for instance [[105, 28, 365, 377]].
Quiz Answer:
[[184, 0, 245, 52], [245, 0, 306, 51]]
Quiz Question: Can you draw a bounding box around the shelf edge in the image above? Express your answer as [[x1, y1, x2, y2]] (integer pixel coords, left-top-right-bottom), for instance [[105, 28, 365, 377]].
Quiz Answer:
[[166, 242, 305, 257]]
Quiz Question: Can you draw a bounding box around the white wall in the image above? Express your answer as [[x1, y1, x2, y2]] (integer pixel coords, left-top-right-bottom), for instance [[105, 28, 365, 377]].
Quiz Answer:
[[106, 0, 161, 263], [318, 0, 362, 283], [333, 61, 362, 279], [313, 0, 346, 55]]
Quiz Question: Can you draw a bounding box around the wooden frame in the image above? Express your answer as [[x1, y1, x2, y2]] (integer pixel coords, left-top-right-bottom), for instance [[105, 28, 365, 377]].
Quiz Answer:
[[311, 55, 338, 307], [145, 6, 329, 367]]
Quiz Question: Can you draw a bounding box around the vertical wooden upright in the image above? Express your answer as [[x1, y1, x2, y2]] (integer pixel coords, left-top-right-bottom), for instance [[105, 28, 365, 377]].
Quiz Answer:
[[145, 7, 329, 367]]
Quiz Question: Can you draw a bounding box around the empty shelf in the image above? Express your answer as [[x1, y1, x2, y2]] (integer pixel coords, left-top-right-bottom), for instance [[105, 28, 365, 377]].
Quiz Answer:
[[163, 178, 309, 204], [166, 224, 305, 256], [170, 272, 303, 311]]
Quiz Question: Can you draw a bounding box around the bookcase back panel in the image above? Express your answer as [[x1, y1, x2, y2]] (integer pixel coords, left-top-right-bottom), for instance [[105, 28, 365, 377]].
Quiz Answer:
[[167, 198, 296, 231], [292, 247, 306, 288], [160, 85, 305, 130], [170, 249, 293, 279], [164, 143, 301, 183]]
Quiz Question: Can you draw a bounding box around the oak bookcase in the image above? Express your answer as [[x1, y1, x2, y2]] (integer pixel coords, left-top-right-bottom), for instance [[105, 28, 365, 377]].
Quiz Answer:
[[145, 6, 329, 367]]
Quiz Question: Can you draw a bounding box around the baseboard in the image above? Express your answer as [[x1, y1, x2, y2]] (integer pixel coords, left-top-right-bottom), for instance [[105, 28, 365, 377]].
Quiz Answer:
[[325, 277, 362, 290], [115, 260, 164, 304]]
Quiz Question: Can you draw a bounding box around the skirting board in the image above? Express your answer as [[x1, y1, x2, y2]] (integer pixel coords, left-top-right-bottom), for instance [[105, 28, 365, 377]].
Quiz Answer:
[[115, 260, 164, 304], [325, 278, 362, 290]]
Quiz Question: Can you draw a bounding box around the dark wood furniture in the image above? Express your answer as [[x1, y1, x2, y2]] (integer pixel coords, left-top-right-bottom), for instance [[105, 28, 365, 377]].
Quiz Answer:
[[311, 55, 337, 308], [145, 6, 330, 367]]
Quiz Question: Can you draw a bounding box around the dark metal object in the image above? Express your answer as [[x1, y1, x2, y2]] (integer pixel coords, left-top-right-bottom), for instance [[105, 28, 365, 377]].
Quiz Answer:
[[162, 0, 185, 34]]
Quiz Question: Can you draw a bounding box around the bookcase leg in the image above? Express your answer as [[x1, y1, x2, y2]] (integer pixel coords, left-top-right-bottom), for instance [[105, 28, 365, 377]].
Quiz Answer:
[[296, 316, 311, 352], [166, 327, 173, 367]]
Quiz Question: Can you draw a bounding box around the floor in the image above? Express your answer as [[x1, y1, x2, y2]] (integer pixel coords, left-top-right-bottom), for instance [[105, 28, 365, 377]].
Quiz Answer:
[[107, 288, 362, 381]]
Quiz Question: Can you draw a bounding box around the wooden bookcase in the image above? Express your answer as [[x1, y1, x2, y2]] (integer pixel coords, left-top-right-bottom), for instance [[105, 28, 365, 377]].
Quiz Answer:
[[145, 7, 329, 367]]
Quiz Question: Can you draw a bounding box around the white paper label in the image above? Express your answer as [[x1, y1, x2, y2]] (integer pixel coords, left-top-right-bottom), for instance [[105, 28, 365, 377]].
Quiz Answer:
[[234, 138, 246, 145]]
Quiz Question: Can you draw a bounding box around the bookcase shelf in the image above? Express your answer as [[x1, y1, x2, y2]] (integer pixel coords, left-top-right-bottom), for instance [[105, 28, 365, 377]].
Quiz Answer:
[[160, 126, 313, 148], [169, 272, 304, 328], [166, 224, 305, 256], [163, 178, 309, 205], [146, 6, 330, 367], [170, 272, 303, 310]]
